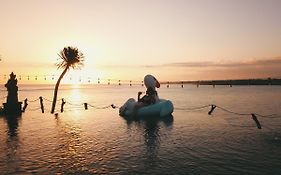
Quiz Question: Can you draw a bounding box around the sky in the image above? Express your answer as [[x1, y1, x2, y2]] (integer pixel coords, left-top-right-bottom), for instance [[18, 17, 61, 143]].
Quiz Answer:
[[0, 0, 281, 84]]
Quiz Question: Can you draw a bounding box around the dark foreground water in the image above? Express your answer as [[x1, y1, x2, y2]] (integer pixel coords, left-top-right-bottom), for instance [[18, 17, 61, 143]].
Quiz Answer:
[[0, 85, 281, 174]]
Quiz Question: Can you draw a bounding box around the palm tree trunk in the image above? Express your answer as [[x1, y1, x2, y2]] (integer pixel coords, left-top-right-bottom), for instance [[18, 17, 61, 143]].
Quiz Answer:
[[51, 65, 69, 114]]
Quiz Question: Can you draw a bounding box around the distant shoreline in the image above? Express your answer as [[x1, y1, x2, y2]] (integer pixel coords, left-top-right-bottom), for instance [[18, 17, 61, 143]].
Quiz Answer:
[[0, 78, 280, 86], [161, 78, 281, 86]]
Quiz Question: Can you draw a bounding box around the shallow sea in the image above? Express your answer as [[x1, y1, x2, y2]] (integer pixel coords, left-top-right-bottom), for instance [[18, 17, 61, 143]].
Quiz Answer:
[[0, 84, 281, 174]]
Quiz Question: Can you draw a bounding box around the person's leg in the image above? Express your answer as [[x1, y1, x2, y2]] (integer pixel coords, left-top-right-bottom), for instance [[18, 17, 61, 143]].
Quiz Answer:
[[132, 102, 145, 117]]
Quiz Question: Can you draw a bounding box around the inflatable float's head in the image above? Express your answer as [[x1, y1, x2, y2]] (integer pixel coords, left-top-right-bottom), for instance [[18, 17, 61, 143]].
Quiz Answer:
[[144, 74, 160, 89]]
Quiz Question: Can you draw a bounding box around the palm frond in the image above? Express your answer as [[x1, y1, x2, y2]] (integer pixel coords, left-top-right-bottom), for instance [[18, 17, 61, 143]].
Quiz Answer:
[[56, 46, 85, 70]]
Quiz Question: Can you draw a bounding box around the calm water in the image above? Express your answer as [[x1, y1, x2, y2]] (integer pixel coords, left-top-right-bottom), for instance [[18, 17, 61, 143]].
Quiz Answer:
[[0, 84, 281, 174]]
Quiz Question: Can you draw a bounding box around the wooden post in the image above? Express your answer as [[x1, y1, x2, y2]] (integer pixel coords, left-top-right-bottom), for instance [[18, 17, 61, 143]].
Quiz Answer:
[[251, 113, 262, 129], [167, 81, 170, 88], [208, 105, 216, 115], [118, 80, 121, 85], [181, 81, 184, 88], [39, 96, 44, 113], [130, 80, 132, 86], [60, 98, 66, 113], [84, 103, 88, 110], [22, 98, 28, 112]]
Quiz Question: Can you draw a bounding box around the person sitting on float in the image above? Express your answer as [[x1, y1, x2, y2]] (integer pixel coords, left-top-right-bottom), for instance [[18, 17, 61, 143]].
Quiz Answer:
[[133, 74, 160, 115]]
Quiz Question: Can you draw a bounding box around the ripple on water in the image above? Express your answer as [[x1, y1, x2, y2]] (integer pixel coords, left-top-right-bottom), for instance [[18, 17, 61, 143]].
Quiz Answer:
[[1, 86, 281, 174]]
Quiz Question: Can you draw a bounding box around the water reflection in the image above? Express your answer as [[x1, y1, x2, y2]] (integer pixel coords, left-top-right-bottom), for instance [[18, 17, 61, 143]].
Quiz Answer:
[[144, 116, 173, 167], [69, 88, 82, 103], [124, 116, 173, 166], [64, 88, 83, 117], [53, 116, 86, 173], [4, 115, 21, 137], [1, 115, 21, 174]]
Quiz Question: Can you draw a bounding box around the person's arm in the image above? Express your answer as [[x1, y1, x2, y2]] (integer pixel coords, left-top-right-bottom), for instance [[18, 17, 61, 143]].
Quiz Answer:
[[138, 91, 142, 101]]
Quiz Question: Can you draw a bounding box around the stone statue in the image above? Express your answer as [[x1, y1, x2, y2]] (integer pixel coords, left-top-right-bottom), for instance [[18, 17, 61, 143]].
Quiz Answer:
[[3, 72, 22, 115], [5, 72, 19, 104]]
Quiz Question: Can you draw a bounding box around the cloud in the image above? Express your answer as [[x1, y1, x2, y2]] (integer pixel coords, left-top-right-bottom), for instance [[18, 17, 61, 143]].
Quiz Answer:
[[161, 57, 281, 68], [98, 57, 281, 69], [248, 57, 281, 65], [139, 57, 281, 80]]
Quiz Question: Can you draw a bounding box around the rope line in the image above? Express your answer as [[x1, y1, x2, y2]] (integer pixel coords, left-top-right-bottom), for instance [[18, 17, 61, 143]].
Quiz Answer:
[[255, 113, 279, 118], [42, 97, 54, 102], [63, 106, 85, 110], [27, 98, 40, 102], [216, 105, 250, 116], [27, 107, 41, 111], [88, 103, 118, 109], [175, 104, 211, 111], [174, 104, 280, 118], [17, 96, 280, 119], [10, 95, 280, 130], [215, 105, 280, 118], [63, 108, 86, 112], [66, 101, 83, 106]]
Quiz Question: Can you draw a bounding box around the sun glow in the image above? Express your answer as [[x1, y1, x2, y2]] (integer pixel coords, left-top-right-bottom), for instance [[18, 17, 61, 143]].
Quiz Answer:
[[60, 68, 107, 85], [1, 1, 281, 82], [70, 88, 82, 102], [51, 40, 112, 85], [71, 83, 80, 89]]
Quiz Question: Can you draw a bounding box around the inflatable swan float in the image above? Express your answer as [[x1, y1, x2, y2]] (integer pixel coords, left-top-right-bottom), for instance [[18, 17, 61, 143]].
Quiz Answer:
[[119, 75, 174, 118]]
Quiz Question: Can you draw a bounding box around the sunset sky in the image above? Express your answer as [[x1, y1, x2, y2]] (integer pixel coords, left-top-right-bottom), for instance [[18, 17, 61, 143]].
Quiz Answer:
[[1, 0, 281, 84]]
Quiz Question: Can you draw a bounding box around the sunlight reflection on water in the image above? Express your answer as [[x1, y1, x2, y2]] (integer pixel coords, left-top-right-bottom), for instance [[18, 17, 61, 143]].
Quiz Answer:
[[0, 85, 280, 174]]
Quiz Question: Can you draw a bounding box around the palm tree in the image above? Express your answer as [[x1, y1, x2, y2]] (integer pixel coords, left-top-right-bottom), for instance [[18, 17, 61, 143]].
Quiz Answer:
[[51, 46, 84, 114]]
